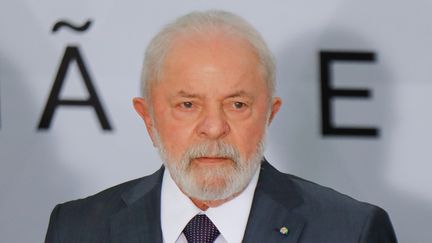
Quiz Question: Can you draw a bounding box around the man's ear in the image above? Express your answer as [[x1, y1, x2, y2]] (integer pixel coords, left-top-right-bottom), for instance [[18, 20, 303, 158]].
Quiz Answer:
[[133, 97, 157, 146], [268, 96, 282, 125]]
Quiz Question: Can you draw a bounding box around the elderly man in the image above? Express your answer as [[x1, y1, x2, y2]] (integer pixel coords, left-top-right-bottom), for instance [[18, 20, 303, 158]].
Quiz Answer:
[[45, 10, 397, 243]]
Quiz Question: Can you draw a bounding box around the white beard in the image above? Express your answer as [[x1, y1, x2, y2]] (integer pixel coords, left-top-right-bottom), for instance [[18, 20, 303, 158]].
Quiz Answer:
[[152, 128, 265, 201]]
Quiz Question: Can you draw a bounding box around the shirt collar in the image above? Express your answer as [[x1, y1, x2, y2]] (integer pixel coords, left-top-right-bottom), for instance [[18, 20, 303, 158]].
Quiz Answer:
[[161, 166, 260, 243], [161, 168, 201, 243]]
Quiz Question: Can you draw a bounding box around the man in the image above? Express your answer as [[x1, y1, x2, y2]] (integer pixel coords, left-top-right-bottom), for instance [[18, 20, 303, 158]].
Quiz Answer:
[[45, 10, 397, 243]]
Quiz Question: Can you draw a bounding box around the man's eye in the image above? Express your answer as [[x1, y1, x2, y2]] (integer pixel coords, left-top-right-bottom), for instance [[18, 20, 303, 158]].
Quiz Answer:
[[233, 102, 245, 109], [181, 102, 193, 109]]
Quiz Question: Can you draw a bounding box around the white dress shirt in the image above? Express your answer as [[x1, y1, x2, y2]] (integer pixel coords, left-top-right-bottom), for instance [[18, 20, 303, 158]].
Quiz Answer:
[[161, 167, 260, 243]]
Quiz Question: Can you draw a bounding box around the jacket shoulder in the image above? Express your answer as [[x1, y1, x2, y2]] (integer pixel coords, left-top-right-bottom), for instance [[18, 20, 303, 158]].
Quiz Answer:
[[289, 175, 397, 242], [259, 161, 397, 242], [59, 176, 141, 214], [261, 161, 377, 212], [289, 174, 377, 212], [45, 167, 164, 243]]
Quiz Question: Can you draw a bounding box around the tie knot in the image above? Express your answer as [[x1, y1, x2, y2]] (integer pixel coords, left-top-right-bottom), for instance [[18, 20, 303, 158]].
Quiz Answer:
[[183, 214, 220, 243]]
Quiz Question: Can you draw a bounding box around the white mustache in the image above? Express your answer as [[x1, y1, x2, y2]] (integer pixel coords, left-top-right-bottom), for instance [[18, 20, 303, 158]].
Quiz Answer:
[[183, 141, 241, 162]]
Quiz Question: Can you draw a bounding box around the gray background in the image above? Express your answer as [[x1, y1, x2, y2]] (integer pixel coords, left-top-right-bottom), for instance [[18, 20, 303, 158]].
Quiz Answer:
[[1, 0, 431, 242]]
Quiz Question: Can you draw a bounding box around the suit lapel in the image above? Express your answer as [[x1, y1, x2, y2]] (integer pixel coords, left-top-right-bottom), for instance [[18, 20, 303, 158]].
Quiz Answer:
[[108, 161, 306, 243], [110, 167, 165, 243], [243, 160, 306, 243]]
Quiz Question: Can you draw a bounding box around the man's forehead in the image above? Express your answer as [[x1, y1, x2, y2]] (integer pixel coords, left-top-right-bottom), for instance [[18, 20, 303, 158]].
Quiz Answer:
[[165, 32, 258, 62], [172, 90, 254, 99], [149, 31, 269, 100]]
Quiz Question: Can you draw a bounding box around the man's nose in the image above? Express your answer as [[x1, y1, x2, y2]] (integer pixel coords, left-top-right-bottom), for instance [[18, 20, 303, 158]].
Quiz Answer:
[[196, 106, 230, 139]]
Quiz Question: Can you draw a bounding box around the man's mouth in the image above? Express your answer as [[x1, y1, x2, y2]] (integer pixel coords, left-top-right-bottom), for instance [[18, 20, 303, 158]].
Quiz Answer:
[[193, 157, 230, 164]]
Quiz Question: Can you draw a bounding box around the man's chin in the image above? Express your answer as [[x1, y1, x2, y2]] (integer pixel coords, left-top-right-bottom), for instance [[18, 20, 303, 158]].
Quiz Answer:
[[184, 168, 236, 201], [187, 181, 233, 202]]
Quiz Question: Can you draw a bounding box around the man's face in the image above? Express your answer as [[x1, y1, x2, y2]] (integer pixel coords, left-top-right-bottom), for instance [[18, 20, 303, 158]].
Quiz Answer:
[[134, 33, 281, 201]]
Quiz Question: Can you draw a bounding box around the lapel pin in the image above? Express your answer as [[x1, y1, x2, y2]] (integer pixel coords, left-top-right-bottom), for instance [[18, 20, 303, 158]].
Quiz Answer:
[[279, 226, 289, 236]]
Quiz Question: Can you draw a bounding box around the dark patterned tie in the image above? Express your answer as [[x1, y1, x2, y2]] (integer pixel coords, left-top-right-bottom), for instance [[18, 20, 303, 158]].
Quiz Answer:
[[183, 214, 220, 243]]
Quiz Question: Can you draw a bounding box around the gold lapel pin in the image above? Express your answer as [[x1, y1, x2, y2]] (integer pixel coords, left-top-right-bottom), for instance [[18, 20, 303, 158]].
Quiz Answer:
[[279, 226, 289, 235]]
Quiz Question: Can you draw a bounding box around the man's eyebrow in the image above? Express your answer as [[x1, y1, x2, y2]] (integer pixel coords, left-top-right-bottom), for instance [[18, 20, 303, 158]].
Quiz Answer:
[[176, 90, 201, 98], [174, 90, 253, 99], [225, 91, 253, 99]]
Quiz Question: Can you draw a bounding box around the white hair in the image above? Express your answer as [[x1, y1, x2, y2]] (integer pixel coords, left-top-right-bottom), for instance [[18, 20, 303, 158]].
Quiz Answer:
[[140, 10, 276, 99]]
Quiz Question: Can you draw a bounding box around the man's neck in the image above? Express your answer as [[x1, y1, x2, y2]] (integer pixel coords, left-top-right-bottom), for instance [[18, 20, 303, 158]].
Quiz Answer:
[[189, 192, 241, 210]]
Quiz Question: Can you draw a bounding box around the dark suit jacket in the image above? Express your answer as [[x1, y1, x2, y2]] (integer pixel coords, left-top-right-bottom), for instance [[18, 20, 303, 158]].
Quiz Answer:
[[45, 160, 397, 242]]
